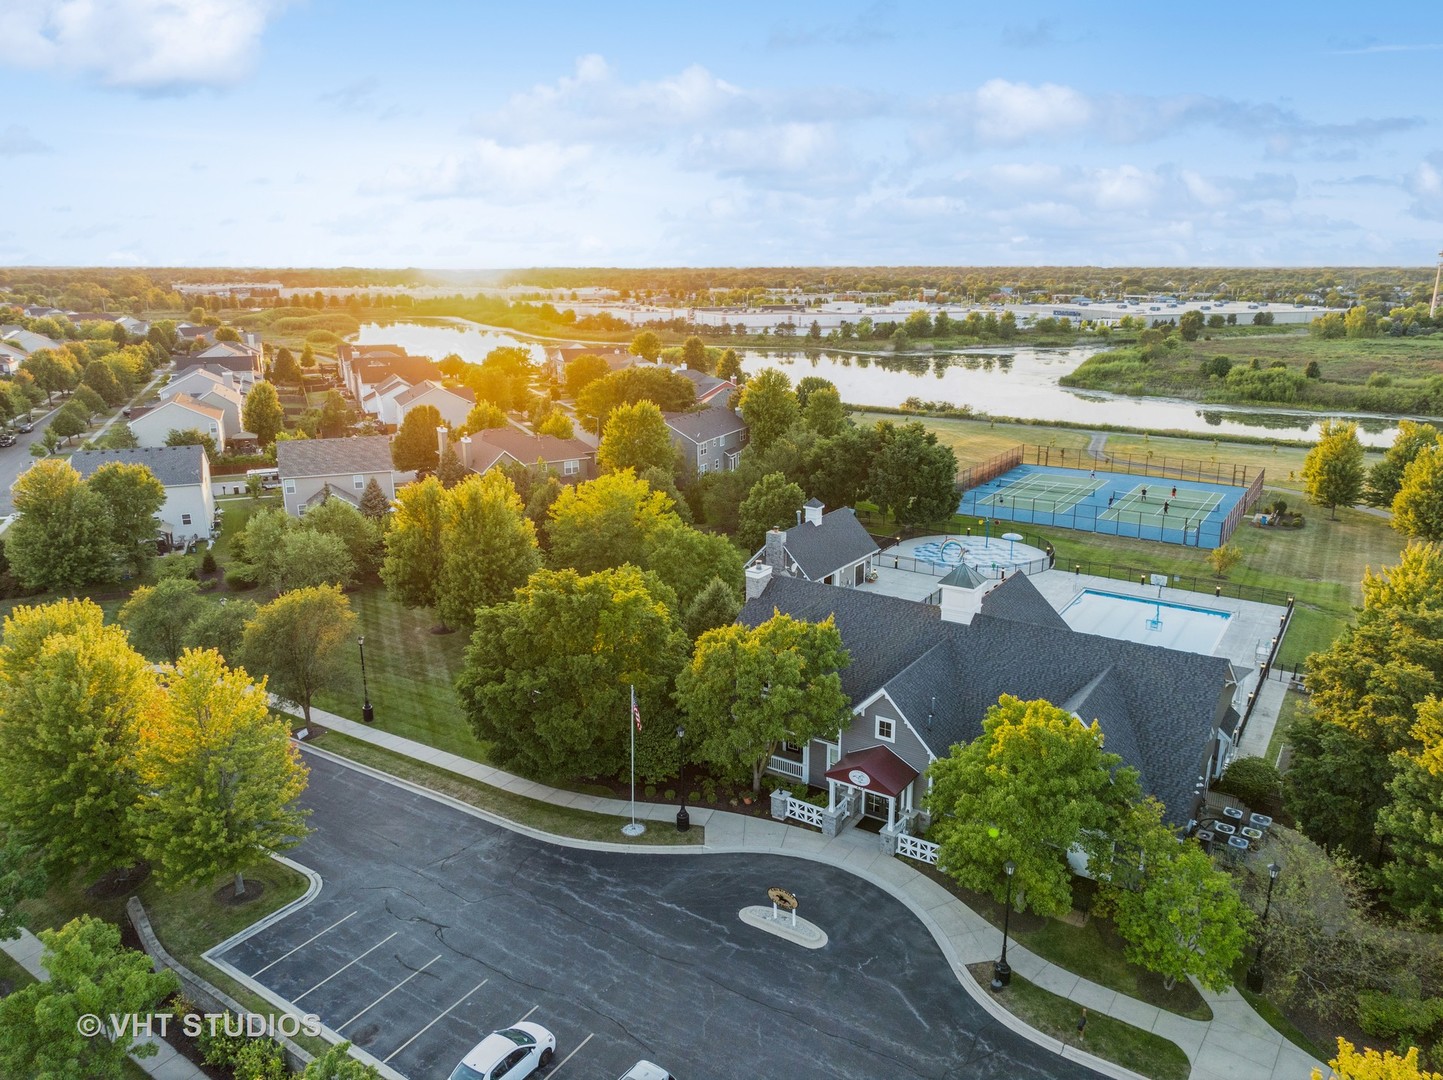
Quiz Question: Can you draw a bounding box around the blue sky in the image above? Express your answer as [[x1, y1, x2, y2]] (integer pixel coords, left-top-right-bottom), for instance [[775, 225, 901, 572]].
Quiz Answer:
[[2, 0, 1441, 269]]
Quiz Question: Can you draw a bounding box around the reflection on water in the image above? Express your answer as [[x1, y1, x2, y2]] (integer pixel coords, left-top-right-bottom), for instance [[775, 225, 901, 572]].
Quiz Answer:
[[356, 321, 1407, 447]]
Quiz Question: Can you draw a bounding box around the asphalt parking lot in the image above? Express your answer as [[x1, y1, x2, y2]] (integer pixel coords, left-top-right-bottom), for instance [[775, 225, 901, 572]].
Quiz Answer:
[[212, 752, 1101, 1080]]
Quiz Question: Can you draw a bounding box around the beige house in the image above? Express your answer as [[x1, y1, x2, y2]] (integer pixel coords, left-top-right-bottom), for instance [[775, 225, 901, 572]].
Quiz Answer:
[[394, 381, 475, 429], [275, 435, 397, 517], [128, 394, 227, 452]]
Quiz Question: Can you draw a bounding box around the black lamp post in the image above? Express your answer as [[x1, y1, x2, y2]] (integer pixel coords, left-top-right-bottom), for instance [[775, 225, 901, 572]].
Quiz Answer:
[[358, 636, 374, 723], [675, 726, 689, 833], [1246, 861, 1281, 991], [991, 859, 1017, 990]]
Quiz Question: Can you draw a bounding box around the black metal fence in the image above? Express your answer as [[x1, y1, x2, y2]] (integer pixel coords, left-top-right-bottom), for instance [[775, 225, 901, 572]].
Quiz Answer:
[[956, 445, 1024, 491], [1235, 597, 1297, 746], [1058, 560, 1295, 608], [1025, 444, 1261, 486]]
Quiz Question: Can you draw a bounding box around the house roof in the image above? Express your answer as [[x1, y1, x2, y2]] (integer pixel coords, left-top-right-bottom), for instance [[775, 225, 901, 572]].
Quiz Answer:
[[468, 426, 594, 466], [662, 404, 748, 445], [977, 571, 1072, 631], [165, 368, 226, 393], [778, 507, 879, 581], [1, 329, 60, 354], [152, 394, 224, 422], [357, 356, 441, 386], [276, 435, 394, 478], [68, 444, 206, 487], [394, 380, 474, 408], [197, 384, 244, 407], [674, 367, 736, 402], [175, 353, 252, 373], [937, 562, 988, 589], [194, 341, 258, 359], [825, 745, 918, 799], [743, 574, 1231, 824]]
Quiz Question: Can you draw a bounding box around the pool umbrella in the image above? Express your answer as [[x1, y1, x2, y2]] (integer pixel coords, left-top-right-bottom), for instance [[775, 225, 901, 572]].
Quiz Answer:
[[1002, 532, 1023, 559]]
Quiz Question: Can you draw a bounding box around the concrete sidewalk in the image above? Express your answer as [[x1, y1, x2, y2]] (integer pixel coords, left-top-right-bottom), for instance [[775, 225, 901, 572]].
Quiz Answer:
[[0, 927, 207, 1080], [294, 703, 1328, 1080]]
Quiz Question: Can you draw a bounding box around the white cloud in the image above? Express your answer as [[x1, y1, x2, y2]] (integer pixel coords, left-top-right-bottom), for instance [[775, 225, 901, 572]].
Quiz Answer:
[[0, 124, 51, 155], [0, 0, 287, 91], [360, 139, 591, 203], [1407, 156, 1443, 220], [970, 79, 1093, 144]]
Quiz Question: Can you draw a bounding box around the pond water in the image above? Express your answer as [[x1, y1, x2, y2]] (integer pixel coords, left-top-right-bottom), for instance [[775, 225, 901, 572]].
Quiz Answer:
[[356, 320, 1407, 447]]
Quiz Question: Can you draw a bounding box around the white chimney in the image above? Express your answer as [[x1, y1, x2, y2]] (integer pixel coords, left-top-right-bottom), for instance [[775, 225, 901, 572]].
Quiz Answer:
[[939, 581, 990, 625], [803, 499, 824, 526], [745, 563, 773, 601]]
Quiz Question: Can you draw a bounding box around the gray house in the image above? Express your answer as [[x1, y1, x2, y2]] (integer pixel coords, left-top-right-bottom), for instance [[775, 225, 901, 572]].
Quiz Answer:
[[662, 404, 748, 474], [749, 500, 880, 587], [740, 567, 1237, 832], [69, 445, 214, 547], [276, 435, 397, 516]]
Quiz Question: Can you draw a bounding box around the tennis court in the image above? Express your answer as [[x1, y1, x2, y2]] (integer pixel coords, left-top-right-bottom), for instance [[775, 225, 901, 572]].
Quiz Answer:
[[958, 463, 1256, 547]]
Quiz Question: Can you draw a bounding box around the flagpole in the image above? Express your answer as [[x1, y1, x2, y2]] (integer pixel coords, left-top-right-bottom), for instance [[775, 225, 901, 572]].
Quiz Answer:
[[623, 684, 645, 837]]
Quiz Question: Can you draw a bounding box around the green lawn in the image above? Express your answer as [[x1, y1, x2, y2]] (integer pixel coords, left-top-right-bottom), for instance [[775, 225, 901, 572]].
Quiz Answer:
[[1266, 691, 1309, 767], [311, 731, 705, 846], [0, 949, 34, 995], [310, 585, 482, 759], [967, 964, 1191, 1080]]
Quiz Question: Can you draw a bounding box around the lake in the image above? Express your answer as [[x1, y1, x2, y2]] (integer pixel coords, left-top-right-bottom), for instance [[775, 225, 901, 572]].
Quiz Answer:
[[356, 320, 1406, 447]]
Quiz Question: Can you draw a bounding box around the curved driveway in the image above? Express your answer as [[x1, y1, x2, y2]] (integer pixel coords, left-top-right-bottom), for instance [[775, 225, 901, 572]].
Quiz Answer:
[[213, 753, 1102, 1080]]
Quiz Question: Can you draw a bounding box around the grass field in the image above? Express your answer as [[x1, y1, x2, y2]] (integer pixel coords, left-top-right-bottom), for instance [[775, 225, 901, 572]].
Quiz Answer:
[[966, 964, 1191, 1080]]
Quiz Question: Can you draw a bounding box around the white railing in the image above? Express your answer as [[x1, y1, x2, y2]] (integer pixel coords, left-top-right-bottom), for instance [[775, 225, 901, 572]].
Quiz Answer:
[[767, 754, 805, 780], [895, 833, 940, 864], [783, 795, 823, 827]]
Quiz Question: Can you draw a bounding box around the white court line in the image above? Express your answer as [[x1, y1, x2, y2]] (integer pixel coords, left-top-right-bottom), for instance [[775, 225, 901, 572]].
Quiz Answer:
[[252, 910, 357, 976], [337, 953, 442, 1032], [383, 978, 488, 1064], [294, 932, 398, 1003], [544, 1033, 595, 1077]]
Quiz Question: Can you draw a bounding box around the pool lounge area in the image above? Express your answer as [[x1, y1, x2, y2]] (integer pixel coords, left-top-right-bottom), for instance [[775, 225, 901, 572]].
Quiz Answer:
[[1059, 589, 1233, 654]]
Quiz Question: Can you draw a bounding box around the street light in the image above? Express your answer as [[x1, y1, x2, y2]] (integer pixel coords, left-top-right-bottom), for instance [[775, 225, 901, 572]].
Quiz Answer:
[[357, 636, 374, 723], [675, 726, 689, 833], [1246, 861, 1281, 991], [991, 859, 1017, 990]]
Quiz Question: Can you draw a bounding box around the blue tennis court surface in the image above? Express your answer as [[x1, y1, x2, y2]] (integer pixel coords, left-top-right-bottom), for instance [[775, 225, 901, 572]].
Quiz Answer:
[[958, 463, 1249, 547]]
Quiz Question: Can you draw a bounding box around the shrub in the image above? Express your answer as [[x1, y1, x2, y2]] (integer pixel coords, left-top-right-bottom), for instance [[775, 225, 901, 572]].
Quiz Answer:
[[201, 549, 217, 573], [643, 784, 656, 799], [233, 1038, 288, 1080], [197, 578, 217, 592], [156, 555, 199, 581], [224, 569, 258, 590], [1356, 989, 1443, 1044], [1215, 757, 1283, 813], [663, 789, 675, 801], [197, 1026, 249, 1067]]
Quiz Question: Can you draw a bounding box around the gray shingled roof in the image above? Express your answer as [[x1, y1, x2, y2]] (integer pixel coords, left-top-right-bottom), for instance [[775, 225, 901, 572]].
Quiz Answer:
[[69, 445, 205, 487], [744, 574, 1231, 824], [937, 562, 987, 589], [662, 404, 747, 444], [472, 427, 593, 464], [779, 508, 879, 581], [978, 572, 1072, 631], [277, 435, 394, 479]]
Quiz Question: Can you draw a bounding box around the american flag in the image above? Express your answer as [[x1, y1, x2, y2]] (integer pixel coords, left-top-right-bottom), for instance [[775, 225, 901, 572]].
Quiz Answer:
[[632, 692, 642, 733]]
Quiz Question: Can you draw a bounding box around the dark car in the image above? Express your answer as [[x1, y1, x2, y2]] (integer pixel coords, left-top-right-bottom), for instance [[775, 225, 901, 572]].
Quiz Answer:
[[15, 420, 32, 433], [0, 432, 16, 447]]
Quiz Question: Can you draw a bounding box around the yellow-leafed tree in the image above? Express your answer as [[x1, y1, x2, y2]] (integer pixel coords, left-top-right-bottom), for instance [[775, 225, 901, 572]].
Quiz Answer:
[[1313, 1038, 1443, 1080]]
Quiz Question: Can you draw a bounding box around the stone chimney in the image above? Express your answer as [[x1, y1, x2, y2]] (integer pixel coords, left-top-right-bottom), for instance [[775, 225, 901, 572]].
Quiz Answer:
[[745, 563, 773, 601], [803, 499, 824, 526], [764, 527, 787, 572]]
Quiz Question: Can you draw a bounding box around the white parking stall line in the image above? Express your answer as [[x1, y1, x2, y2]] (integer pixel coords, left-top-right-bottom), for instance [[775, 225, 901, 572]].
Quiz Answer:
[[544, 1033, 594, 1077], [251, 910, 358, 976], [382, 978, 488, 1064], [293, 932, 398, 1003], [517, 1004, 539, 1023], [337, 953, 443, 1032]]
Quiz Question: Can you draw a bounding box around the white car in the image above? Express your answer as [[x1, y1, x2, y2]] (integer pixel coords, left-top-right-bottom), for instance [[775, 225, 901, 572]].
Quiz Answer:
[[619, 1063, 675, 1080], [448, 1022, 556, 1080]]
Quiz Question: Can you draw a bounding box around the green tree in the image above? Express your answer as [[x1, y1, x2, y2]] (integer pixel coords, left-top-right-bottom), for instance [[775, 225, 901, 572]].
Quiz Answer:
[[737, 367, 798, 452], [72, 383, 108, 418], [0, 916, 178, 1080], [459, 400, 508, 435], [793, 376, 834, 411], [598, 400, 676, 475], [681, 335, 710, 372], [716, 348, 744, 383], [271, 347, 301, 385], [1178, 310, 1204, 340], [805, 425, 879, 511], [0, 603, 158, 879], [1395, 443, 1443, 541], [82, 358, 125, 406], [1367, 421, 1440, 508], [380, 476, 447, 613], [50, 400, 89, 444], [237, 507, 293, 592], [182, 598, 257, 664], [165, 427, 217, 458], [136, 649, 310, 897], [1206, 542, 1244, 578], [300, 342, 317, 368], [682, 575, 743, 640], [545, 470, 679, 574], [925, 695, 1139, 918], [1284, 711, 1396, 861], [242, 380, 284, 446], [241, 585, 357, 723], [1302, 418, 1364, 519], [563, 352, 610, 399], [677, 612, 849, 794], [641, 518, 743, 613], [436, 471, 541, 632], [0, 826, 46, 941], [318, 390, 350, 437], [868, 421, 959, 526], [576, 367, 696, 435], [1099, 800, 1253, 991], [391, 404, 443, 474], [435, 444, 467, 488], [301, 1042, 383, 1080], [629, 330, 662, 362], [88, 460, 165, 575], [272, 528, 354, 592], [5, 458, 115, 591], [359, 477, 390, 520], [802, 384, 845, 436], [736, 471, 805, 551], [119, 577, 206, 662], [456, 566, 687, 780], [304, 496, 382, 579], [536, 411, 575, 439]]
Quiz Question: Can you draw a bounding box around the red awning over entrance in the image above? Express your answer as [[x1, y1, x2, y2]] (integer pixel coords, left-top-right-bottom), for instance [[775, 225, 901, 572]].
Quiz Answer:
[[824, 745, 919, 799]]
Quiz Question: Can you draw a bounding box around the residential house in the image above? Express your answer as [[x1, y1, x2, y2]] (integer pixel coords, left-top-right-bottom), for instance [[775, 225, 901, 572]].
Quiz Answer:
[[741, 568, 1237, 833], [128, 394, 227, 452], [663, 404, 748, 474], [549, 344, 632, 381], [455, 426, 597, 483], [176, 339, 262, 389], [0, 341, 26, 376], [68, 445, 214, 547], [360, 375, 418, 427], [674, 367, 737, 406], [193, 383, 245, 439], [160, 367, 230, 402], [174, 323, 216, 349], [337, 344, 439, 402], [1, 327, 61, 355], [748, 501, 879, 587], [394, 380, 475, 429], [275, 434, 397, 516], [114, 316, 149, 338]]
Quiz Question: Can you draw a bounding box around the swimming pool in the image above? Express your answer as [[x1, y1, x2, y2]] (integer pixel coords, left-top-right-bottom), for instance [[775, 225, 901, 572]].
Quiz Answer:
[[1060, 589, 1233, 654]]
